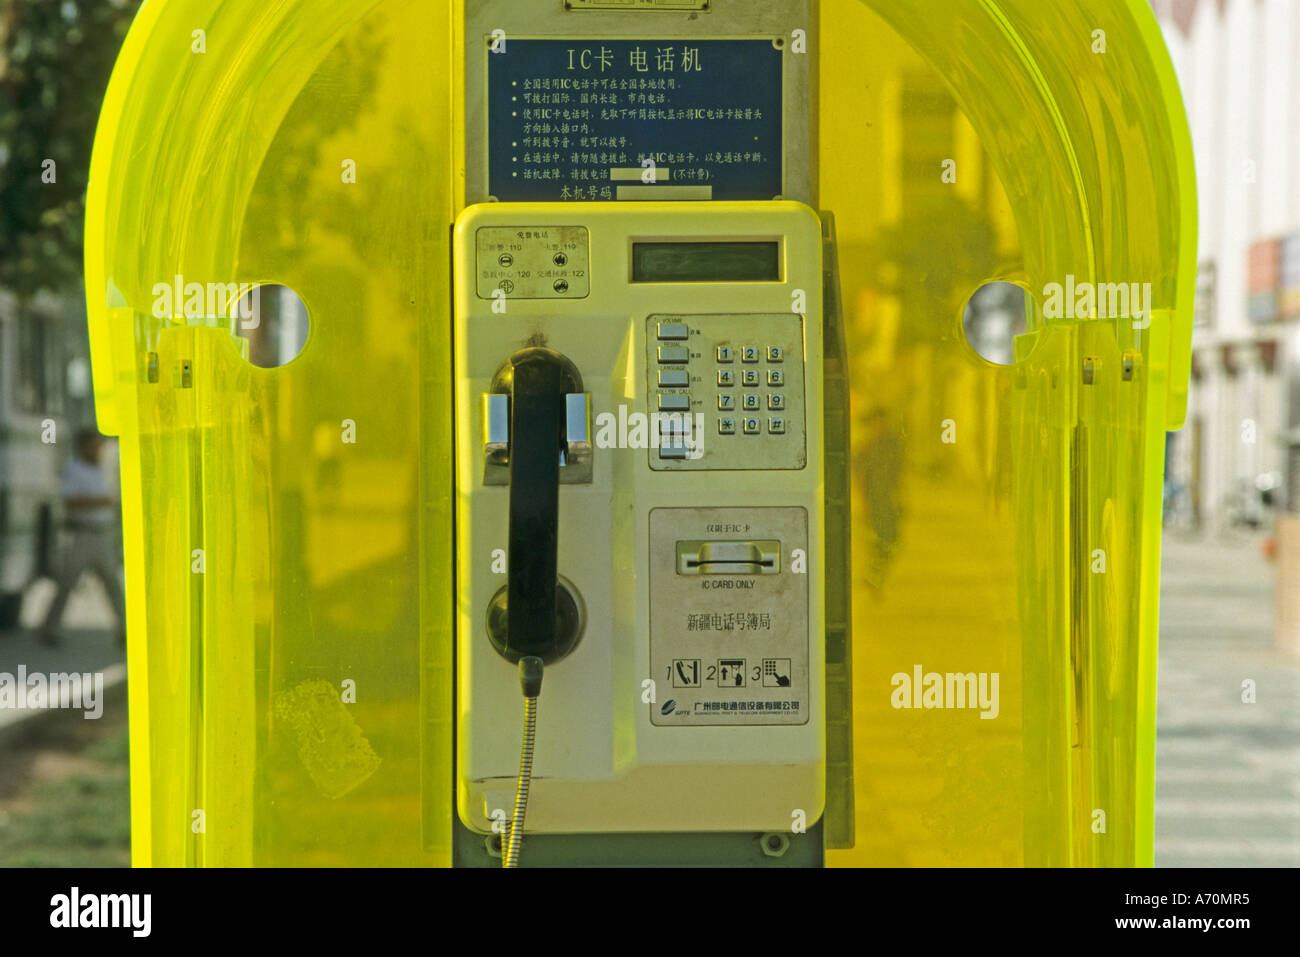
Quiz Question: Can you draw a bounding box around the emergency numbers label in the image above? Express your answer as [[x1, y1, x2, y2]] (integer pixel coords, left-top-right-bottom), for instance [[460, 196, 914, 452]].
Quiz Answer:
[[487, 39, 784, 202], [475, 225, 590, 300]]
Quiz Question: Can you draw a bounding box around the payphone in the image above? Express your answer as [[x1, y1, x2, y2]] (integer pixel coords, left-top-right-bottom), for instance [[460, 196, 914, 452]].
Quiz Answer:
[[453, 203, 826, 852], [452, 0, 837, 865]]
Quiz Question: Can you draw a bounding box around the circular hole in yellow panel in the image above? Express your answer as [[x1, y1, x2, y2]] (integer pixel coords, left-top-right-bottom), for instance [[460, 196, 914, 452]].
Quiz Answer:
[[231, 284, 310, 368], [961, 280, 1028, 366]]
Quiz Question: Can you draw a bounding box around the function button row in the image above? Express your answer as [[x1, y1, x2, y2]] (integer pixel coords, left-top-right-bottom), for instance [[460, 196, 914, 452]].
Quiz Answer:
[[657, 345, 689, 364], [658, 369, 689, 387], [658, 393, 690, 412]]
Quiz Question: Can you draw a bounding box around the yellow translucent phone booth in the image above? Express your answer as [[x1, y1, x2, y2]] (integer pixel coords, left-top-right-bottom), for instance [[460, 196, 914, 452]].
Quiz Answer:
[[85, 0, 1195, 867]]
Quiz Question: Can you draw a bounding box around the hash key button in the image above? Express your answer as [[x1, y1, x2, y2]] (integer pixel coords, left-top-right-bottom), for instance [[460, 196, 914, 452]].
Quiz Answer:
[[768, 416, 786, 434]]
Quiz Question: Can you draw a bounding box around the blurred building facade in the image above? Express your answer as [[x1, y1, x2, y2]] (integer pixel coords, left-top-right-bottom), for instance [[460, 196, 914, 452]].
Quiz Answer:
[[1152, 0, 1300, 654]]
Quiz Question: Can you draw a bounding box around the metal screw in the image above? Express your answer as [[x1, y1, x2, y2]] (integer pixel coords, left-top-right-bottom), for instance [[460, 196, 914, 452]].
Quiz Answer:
[[760, 832, 790, 858]]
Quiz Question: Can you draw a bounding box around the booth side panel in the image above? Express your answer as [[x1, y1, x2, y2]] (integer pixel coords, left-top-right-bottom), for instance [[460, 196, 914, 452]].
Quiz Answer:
[[92, 0, 457, 866], [821, 0, 1193, 865]]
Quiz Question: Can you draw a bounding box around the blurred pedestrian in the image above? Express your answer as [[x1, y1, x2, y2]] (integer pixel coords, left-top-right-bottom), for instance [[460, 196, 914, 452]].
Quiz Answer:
[[862, 407, 904, 588], [39, 429, 125, 646]]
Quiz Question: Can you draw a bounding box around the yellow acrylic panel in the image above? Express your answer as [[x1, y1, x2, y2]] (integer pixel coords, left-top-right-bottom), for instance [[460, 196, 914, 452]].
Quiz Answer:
[[819, 0, 1193, 866], [86, 0, 456, 865]]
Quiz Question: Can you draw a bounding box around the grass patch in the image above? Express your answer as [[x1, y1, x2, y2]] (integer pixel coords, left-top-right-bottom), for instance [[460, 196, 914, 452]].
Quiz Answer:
[[0, 728, 130, 867]]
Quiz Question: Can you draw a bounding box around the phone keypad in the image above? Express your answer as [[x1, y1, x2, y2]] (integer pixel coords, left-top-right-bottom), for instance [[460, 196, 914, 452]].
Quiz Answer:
[[645, 314, 806, 470]]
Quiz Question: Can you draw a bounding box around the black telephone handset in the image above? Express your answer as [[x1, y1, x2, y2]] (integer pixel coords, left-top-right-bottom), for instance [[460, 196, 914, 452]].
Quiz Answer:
[[483, 346, 586, 867], [485, 347, 583, 666]]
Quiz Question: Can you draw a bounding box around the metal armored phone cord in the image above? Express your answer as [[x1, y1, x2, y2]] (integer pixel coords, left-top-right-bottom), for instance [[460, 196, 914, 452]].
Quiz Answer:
[[504, 655, 544, 868]]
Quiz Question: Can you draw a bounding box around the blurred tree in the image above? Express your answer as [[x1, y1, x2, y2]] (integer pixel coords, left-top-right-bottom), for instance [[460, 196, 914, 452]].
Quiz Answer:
[[0, 0, 142, 297]]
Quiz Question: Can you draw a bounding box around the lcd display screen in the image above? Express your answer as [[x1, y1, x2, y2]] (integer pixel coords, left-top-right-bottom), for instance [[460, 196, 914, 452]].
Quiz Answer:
[[632, 242, 781, 283]]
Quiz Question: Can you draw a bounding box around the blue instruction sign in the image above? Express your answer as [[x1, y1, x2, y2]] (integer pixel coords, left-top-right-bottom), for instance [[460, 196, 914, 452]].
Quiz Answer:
[[487, 39, 783, 202]]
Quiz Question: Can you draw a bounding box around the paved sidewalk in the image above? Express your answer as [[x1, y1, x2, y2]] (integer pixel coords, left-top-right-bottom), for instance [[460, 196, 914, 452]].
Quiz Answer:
[[0, 578, 126, 740], [1156, 533, 1300, 867]]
